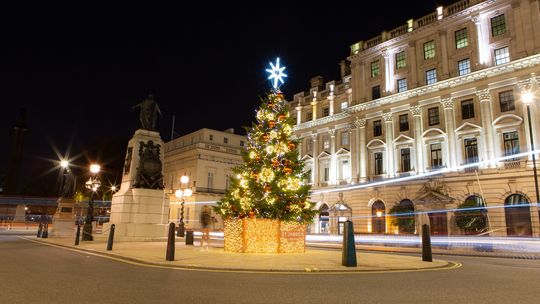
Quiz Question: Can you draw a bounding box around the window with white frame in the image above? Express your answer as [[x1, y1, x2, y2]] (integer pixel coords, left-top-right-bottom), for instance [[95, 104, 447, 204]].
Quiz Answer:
[[461, 99, 475, 119], [374, 152, 384, 175], [306, 112, 313, 121], [499, 90, 515, 112], [306, 138, 313, 153], [401, 148, 411, 172], [341, 131, 349, 146], [455, 28, 468, 49], [371, 60, 380, 77], [341, 159, 350, 180], [323, 107, 330, 117], [430, 143, 443, 169], [397, 78, 407, 93], [457, 58, 471, 76], [423, 40, 435, 59], [503, 131, 520, 156], [399, 114, 409, 131], [464, 138, 479, 164], [323, 166, 330, 182], [207, 172, 214, 190], [426, 69, 437, 85], [341, 101, 348, 110], [395, 51, 406, 69], [494, 47, 510, 65]]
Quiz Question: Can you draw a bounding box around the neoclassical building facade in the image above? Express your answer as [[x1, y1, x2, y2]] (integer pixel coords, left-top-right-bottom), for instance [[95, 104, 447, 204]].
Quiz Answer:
[[289, 0, 540, 236], [163, 128, 245, 230]]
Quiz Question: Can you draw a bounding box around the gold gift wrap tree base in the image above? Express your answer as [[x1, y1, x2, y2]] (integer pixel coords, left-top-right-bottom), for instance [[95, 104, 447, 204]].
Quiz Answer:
[[224, 218, 307, 253]]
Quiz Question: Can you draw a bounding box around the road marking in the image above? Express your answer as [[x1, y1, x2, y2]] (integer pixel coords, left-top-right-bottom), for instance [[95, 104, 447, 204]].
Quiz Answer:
[[19, 236, 461, 275]]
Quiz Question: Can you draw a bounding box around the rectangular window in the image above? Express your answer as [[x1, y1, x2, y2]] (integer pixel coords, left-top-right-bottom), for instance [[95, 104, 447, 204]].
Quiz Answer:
[[207, 172, 214, 190], [374, 152, 384, 175], [503, 131, 520, 156], [423, 40, 435, 59], [461, 99, 475, 119], [426, 69, 437, 85], [341, 132, 349, 146], [209, 134, 213, 141], [323, 167, 330, 181], [373, 120, 382, 137], [225, 174, 230, 190], [464, 138, 479, 164], [455, 28, 468, 49], [323, 107, 330, 117], [430, 143, 443, 169], [395, 51, 406, 69], [428, 107, 440, 126], [494, 47, 510, 65], [306, 138, 313, 153], [240, 140, 245, 147], [341, 101, 348, 110], [401, 148, 411, 172], [457, 58, 471, 76], [399, 114, 409, 131], [499, 90, 515, 112], [397, 78, 408, 93], [491, 14, 506, 37], [372, 85, 381, 100], [306, 112, 313, 121], [323, 135, 330, 149], [223, 137, 228, 144], [341, 160, 350, 180], [371, 60, 380, 77]]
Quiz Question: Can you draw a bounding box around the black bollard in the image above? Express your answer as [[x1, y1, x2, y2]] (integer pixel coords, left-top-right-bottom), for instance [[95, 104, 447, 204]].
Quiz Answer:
[[42, 223, 48, 238], [342, 220, 357, 267], [185, 230, 194, 245], [422, 224, 432, 262], [75, 224, 81, 246], [37, 223, 43, 238], [166, 222, 175, 261], [107, 224, 115, 251]]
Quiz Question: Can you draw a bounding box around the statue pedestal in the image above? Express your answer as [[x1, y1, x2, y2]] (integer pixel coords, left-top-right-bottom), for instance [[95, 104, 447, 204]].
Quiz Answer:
[[51, 198, 76, 237], [102, 129, 169, 241]]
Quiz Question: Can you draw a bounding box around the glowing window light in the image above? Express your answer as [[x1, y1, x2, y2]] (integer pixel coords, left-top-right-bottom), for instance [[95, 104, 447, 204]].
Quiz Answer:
[[265, 57, 288, 89]]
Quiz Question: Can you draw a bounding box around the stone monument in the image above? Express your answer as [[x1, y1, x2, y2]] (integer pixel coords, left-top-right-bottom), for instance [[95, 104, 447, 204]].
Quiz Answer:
[[51, 165, 77, 237], [102, 95, 169, 241]]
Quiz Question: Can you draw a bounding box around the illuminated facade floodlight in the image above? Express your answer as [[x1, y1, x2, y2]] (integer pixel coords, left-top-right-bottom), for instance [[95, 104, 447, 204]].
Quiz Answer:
[[90, 164, 100, 174], [265, 57, 288, 89], [522, 91, 534, 104]]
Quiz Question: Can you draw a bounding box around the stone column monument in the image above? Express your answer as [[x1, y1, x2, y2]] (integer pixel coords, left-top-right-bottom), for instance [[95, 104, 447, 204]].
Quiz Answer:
[[103, 95, 170, 241]]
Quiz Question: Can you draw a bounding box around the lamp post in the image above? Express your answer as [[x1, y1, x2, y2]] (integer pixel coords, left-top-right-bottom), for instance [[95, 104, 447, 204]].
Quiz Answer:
[[522, 92, 540, 214], [82, 164, 101, 241], [175, 175, 192, 237]]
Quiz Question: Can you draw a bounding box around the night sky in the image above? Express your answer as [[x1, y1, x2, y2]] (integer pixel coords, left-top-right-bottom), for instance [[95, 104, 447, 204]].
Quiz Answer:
[[0, 1, 453, 195]]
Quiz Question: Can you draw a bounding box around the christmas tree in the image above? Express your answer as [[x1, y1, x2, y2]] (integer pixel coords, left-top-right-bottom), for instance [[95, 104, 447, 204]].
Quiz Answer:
[[214, 90, 317, 223]]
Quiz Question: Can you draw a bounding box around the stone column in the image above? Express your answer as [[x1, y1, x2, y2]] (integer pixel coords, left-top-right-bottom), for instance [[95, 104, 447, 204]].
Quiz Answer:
[[350, 120, 360, 183], [296, 105, 302, 125], [383, 50, 394, 94], [312, 133, 319, 186], [297, 138, 303, 161], [311, 92, 318, 121], [383, 112, 395, 177], [476, 89, 496, 167], [441, 98, 457, 170], [347, 88, 353, 107], [329, 85, 335, 115], [439, 30, 449, 79], [410, 105, 424, 173], [472, 15, 489, 66], [329, 129, 337, 184], [408, 41, 418, 88], [358, 118, 368, 182]]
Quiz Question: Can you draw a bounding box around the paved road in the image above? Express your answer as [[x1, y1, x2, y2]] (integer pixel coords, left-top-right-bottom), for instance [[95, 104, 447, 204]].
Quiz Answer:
[[1, 234, 539, 304]]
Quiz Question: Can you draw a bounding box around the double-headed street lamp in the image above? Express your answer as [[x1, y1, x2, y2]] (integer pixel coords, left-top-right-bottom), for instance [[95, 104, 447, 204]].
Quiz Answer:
[[175, 175, 192, 237], [83, 164, 101, 241]]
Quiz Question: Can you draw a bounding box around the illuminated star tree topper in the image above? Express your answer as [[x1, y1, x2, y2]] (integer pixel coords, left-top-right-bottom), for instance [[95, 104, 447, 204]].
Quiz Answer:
[[265, 57, 288, 89]]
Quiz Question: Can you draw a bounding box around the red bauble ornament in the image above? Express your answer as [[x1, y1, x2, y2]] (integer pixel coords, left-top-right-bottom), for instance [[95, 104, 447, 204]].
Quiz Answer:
[[283, 167, 293, 175], [288, 142, 296, 150], [278, 114, 287, 121]]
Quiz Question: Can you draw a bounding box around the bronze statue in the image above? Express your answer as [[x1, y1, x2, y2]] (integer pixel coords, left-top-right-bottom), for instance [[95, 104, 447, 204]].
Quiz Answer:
[[131, 95, 162, 131], [59, 168, 76, 199]]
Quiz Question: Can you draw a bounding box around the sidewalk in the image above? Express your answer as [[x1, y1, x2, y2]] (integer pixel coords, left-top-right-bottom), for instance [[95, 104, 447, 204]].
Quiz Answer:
[[24, 236, 457, 273]]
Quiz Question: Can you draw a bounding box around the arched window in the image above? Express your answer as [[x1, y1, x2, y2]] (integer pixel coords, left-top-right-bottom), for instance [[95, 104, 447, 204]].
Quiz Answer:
[[390, 199, 415, 234], [371, 200, 386, 234], [455, 195, 488, 235], [319, 204, 329, 234], [505, 194, 532, 236]]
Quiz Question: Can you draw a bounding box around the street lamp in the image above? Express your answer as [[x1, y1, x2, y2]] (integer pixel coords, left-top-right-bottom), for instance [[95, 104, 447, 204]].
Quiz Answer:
[[83, 164, 101, 241], [175, 175, 193, 237], [522, 91, 540, 210]]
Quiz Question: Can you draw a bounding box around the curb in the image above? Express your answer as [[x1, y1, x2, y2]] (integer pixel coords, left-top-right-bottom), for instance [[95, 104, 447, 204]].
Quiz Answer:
[[22, 237, 461, 274]]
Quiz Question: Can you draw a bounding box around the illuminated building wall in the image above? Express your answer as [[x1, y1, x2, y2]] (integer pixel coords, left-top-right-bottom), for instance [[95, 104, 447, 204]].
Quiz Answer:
[[290, 0, 540, 237]]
